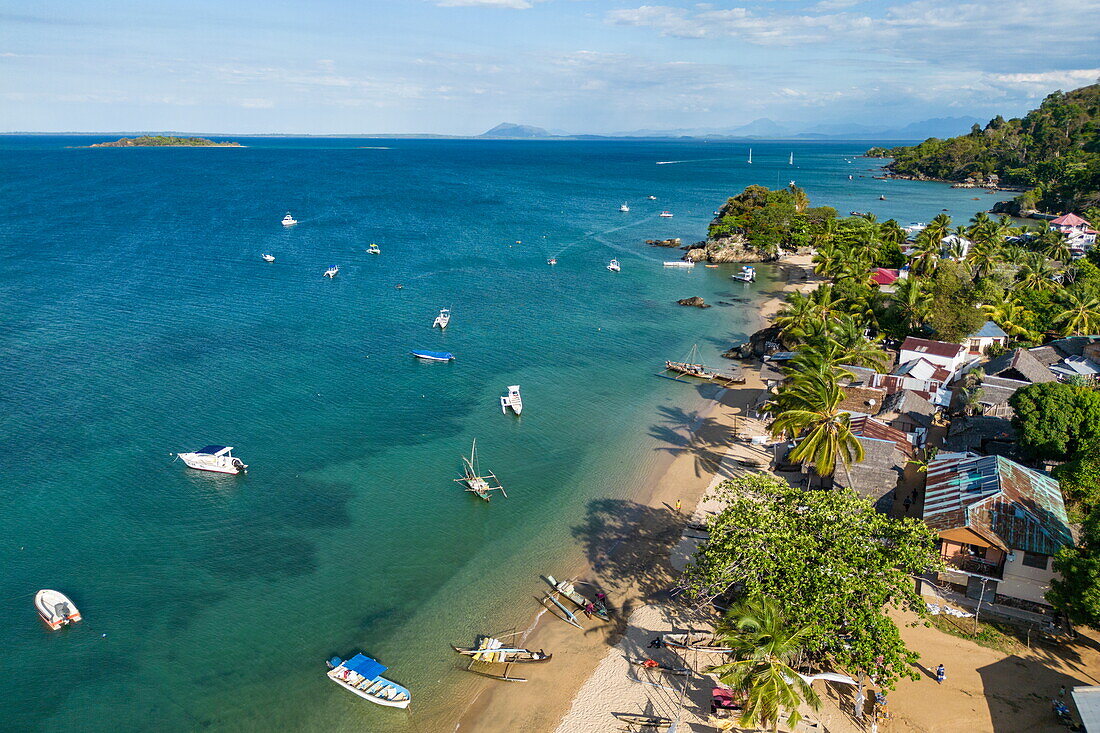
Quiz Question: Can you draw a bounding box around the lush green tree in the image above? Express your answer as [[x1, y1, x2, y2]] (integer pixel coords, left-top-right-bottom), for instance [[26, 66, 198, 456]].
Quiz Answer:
[[1048, 506, 1100, 629], [709, 596, 821, 732], [983, 298, 1038, 341], [683, 475, 942, 687], [1056, 290, 1100, 336], [768, 370, 864, 486], [927, 261, 987, 341], [1009, 382, 1100, 461], [1052, 440, 1100, 510], [889, 277, 932, 335]]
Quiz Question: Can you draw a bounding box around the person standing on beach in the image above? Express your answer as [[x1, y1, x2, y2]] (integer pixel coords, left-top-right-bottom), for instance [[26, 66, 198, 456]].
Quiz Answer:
[[675, 499, 682, 513], [935, 664, 946, 684]]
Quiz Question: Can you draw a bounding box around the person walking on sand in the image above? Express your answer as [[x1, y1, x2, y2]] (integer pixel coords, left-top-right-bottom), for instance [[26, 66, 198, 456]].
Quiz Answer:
[[675, 499, 682, 513], [903, 496, 913, 513], [935, 664, 946, 684]]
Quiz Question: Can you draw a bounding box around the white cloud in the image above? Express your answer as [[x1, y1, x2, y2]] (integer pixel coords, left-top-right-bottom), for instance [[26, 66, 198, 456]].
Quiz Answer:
[[988, 69, 1100, 86], [238, 98, 275, 108]]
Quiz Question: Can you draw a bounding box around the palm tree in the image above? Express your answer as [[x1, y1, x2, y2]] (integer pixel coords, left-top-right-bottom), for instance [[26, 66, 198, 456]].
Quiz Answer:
[[878, 219, 907, 248], [775, 292, 821, 339], [828, 316, 891, 371], [769, 371, 864, 487], [810, 218, 840, 251], [708, 596, 821, 733], [1014, 253, 1059, 292], [966, 240, 1001, 280], [909, 230, 942, 276], [892, 277, 931, 333], [1056, 291, 1100, 336], [1044, 231, 1073, 264], [811, 242, 846, 278], [983, 299, 1037, 341], [925, 213, 952, 245]]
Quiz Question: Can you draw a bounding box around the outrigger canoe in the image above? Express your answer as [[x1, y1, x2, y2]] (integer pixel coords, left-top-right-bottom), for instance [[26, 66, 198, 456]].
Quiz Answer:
[[546, 575, 610, 621]]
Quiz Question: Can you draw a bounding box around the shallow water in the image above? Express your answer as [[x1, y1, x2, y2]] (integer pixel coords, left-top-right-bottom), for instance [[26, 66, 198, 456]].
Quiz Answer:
[[0, 137, 993, 731]]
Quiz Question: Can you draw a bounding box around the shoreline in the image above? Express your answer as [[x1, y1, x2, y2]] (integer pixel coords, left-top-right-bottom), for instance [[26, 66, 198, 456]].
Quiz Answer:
[[451, 258, 811, 732]]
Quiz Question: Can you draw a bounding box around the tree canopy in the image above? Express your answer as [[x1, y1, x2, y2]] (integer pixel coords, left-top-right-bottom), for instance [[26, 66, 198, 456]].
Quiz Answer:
[[1009, 382, 1100, 461], [1049, 505, 1100, 629], [682, 474, 941, 688]]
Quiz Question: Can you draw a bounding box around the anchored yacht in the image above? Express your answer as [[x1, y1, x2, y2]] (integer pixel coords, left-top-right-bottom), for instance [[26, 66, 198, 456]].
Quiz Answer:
[[176, 445, 247, 475]]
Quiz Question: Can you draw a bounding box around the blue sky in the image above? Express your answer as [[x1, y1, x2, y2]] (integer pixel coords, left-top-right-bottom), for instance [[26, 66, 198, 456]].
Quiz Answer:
[[1, 0, 1097, 134]]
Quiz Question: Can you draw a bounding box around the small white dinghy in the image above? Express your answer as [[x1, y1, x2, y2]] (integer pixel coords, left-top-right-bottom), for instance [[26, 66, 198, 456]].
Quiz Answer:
[[176, 445, 247, 475], [281, 212, 297, 226], [261, 253, 276, 262], [433, 308, 451, 329], [501, 385, 523, 415], [36, 589, 82, 630], [619, 202, 630, 212], [607, 259, 621, 272]]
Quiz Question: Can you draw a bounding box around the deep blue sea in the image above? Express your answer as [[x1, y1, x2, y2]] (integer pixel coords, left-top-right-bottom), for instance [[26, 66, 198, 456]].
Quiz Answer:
[[0, 136, 996, 731]]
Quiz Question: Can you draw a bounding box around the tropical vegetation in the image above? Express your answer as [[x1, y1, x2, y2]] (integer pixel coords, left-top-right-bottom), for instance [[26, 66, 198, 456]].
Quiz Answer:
[[866, 83, 1100, 214], [88, 136, 242, 147], [682, 475, 942, 689]]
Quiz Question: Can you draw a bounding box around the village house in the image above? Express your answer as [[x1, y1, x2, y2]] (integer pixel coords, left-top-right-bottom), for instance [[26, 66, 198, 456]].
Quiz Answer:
[[879, 389, 937, 446], [944, 415, 1017, 456], [899, 337, 971, 378], [1028, 336, 1100, 384], [964, 321, 1009, 355], [831, 415, 913, 511], [1050, 213, 1098, 250], [923, 453, 1073, 611], [967, 348, 1058, 417]]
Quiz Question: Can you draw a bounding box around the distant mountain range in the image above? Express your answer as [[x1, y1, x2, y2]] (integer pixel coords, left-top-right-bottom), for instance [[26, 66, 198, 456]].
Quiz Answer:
[[478, 116, 983, 141]]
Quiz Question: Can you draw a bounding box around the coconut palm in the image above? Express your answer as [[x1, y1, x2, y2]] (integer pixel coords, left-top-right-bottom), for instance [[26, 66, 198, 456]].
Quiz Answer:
[[708, 596, 821, 733], [1014, 253, 1059, 293], [909, 230, 942, 276], [983, 299, 1037, 341], [811, 242, 846, 278], [811, 218, 840, 251], [892, 277, 932, 332], [966, 240, 1002, 280], [769, 370, 864, 486], [1056, 291, 1100, 336], [775, 291, 822, 339], [828, 316, 892, 371], [925, 213, 952, 245], [878, 219, 907, 248], [1044, 231, 1074, 264]]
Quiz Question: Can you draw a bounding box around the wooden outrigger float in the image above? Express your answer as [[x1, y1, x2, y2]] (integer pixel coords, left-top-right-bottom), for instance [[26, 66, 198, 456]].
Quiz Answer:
[[546, 575, 610, 621], [456, 439, 506, 501], [541, 590, 583, 629]]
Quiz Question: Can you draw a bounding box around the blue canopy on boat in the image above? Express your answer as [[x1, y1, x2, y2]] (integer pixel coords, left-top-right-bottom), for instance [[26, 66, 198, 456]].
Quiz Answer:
[[343, 653, 387, 680], [195, 445, 229, 455]]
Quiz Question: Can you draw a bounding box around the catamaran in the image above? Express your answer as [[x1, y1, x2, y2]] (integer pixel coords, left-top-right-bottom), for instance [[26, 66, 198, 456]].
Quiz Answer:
[[456, 439, 506, 501], [261, 253, 276, 262], [324, 265, 339, 278], [619, 202, 630, 212], [607, 259, 621, 272], [326, 653, 410, 708], [281, 212, 297, 226], [35, 589, 82, 630], [433, 308, 451, 329], [176, 445, 247, 475], [500, 385, 522, 415], [367, 243, 381, 255]]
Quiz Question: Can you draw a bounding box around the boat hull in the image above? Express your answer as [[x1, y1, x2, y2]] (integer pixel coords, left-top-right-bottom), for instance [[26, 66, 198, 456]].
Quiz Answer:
[[178, 454, 245, 475], [35, 590, 81, 630], [326, 669, 410, 708]]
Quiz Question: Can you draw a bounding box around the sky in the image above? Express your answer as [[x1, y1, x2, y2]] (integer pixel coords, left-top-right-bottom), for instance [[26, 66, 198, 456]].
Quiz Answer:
[[1, 0, 1098, 135]]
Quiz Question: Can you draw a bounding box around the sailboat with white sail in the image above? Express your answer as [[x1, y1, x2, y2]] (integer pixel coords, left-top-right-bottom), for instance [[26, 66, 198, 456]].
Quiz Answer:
[[747, 148, 752, 164], [456, 439, 506, 501], [788, 152, 794, 165]]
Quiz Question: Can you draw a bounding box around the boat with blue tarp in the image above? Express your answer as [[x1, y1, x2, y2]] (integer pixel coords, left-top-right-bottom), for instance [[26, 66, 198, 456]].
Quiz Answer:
[[326, 653, 411, 708], [410, 350, 454, 362]]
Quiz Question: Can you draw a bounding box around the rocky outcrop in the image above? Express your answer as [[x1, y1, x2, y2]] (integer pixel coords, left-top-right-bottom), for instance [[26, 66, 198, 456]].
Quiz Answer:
[[646, 238, 682, 247], [676, 296, 711, 308], [685, 232, 767, 263], [722, 325, 785, 359]]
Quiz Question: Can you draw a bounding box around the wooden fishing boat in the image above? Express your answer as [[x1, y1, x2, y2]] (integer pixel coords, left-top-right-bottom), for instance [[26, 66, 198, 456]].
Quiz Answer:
[[546, 575, 609, 620], [451, 637, 551, 664], [613, 712, 672, 729], [326, 653, 411, 708], [541, 590, 582, 629], [455, 439, 506, 501], [661, 632, 734, 653]]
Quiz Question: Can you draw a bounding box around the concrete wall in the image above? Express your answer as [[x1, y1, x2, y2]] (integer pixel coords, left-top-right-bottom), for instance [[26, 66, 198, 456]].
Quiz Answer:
[[998, 549, 1058, 606]]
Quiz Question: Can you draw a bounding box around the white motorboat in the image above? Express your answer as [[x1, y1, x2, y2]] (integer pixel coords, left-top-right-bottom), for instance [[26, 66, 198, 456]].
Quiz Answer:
[[433, 308, 451, 329], [35, 589, 82, 630], [327, 654, 411, 709], [732, 266, 756, 283], [324, 265, 339, 278], [547, 258, 557, 265], [619, 202, 630, 212], [261, 253, 276, 263], [647, 195, 657, 200], [663, 261, 695, 268], [176, 445, 247, 475], [500, 385, 523, 416], [659, 211, 673, 218], [607, 259, 621, 272], [367, 243, 381, 255], [281, 212, 297, 226]]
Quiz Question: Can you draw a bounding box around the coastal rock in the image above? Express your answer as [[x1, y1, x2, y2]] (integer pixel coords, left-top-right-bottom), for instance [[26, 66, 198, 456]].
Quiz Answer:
[[724, 325, 785, 358], [645, 238, 681, 247], [676, 296, 711, 309]]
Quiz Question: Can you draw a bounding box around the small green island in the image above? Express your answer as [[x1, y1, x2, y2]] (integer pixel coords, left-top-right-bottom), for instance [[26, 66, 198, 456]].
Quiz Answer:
[[86, 135, 243, 148]]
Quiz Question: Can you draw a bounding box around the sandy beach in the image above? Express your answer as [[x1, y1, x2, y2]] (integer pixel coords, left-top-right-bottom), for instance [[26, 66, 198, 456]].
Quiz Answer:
[[452, 258, 813, 731]]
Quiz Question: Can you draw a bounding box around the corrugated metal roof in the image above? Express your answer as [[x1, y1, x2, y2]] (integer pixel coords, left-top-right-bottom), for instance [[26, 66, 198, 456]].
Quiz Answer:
[[923, 454, 1072, 555], [900, 337, 965, 360]]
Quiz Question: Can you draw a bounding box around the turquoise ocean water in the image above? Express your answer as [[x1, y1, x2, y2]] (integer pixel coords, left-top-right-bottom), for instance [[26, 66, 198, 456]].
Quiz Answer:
[[0, 137, 995, 731]]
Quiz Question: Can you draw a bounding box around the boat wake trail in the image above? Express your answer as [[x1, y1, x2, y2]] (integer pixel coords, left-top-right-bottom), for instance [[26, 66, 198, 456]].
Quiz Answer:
[[655, 157, 740, 166]]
